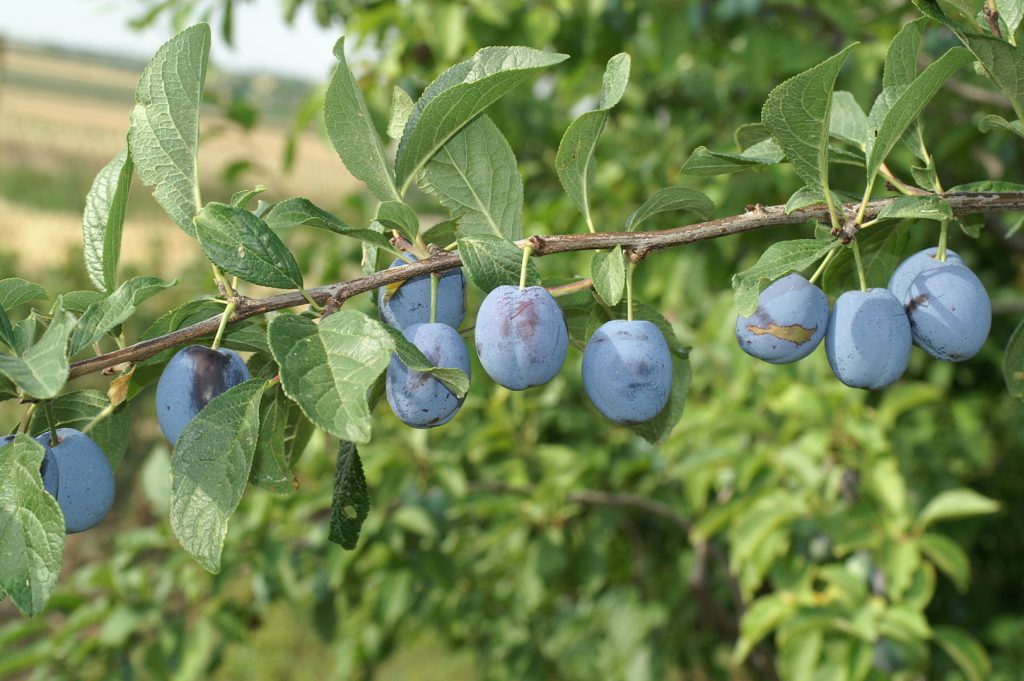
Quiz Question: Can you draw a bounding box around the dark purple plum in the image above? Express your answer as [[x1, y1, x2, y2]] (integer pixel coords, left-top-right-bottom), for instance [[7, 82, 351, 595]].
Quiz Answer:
[[156, 345, 250, 445], [735, 273, 829, 364], [825, 289, 911, 390], [35, 429, 114, 533], [582, 320, 673, 424], [906, 261, 991, 361], [887, 247, 962, 305], [386, 323, 471, 428], [378, 254, 466, 330], [475, 285, 569, 390]]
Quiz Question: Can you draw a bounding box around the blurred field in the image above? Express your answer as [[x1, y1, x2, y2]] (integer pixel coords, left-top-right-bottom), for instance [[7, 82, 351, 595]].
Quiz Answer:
[[0, 40, 357, 276]]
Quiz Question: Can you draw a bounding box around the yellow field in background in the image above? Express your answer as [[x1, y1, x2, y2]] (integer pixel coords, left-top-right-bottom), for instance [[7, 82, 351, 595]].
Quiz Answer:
[[0, 42, 357, 276]]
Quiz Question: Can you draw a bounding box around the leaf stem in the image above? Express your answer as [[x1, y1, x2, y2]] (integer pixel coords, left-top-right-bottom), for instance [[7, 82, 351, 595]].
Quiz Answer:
[[852, 240, 867, 292], [937, 219, 950, 262], [19, 403, 37, 435], [43, 401, 59, 446], [300, 288, 323, 313], [211, 300, 236, 351], [430, 274, 439, 324], [626, 260, 636, 322], [809, 245, 839, 285], [519, 245, 533, 290], [212, 265, 235, 297], [854, 179, 876, 227]]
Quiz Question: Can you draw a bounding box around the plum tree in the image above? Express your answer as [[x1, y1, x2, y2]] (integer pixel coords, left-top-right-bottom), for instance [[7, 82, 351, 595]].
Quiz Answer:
[[386, 323, 471, 428], [581, 320, 672, 424], [906, 261, 992, 361], [155, 345, 251, 445], [735, 273, 829, 364], [34, 429, 114, 534], [887, 247, 963, 304], [825, 289, 912, 390], [474, 285, 569, 390], [378, 254, 466, 330]]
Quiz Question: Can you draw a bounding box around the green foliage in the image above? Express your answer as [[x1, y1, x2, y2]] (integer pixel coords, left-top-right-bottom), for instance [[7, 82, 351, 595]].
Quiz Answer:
[[81, 148, 133, 294], [195, 203, 304, 289]]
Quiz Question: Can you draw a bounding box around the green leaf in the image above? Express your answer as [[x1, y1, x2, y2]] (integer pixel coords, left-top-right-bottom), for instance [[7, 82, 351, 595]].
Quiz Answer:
[[230, 185, 266, 209], [324, 38, 401, 202], [555, 53, 631, 229], [822, 224, 910, 300], [949, 180, 1024, 192], [784, 187, 856, 214], [865, 47, 974, 184], [0, 436, 64, 617], [264, 197, 395, 251], [128, 24, 210, 236], [0, 305, 74, 399], [60, 290, 105, 314], [248, 387, 297, 494], [626, 187, 714, 231], [761, 44, 856, 193], [27, 390, 129, 470], [420, 115, 523, 240], [330, 441, 369, 550], [69, 276, 177, 357], [0, 279, 47, 311], [382, 326, 470, 397], [375, 201, 419, 242], [875, 196, 953, 222], [195, 202, 304, 289], [170, 378, 265, 573], [917, 488, 1001, 529], [397, 46, 569, 191], [82, 147, 134, 293], [978, 113, 1024, 138], [0, 310, 13, 352], [963, 35, 1024, 120], [268, 311, 393, 444], [998, 0, 1024, 35], [933, 626, 992, 681], [457, 235, 540, 293], [388, 86, 415, 140], [1004, 317, 1024, 398], [885, 18, 926, 89], [591, 247, 626, 306], [733, 593, 795, 664], [732, 239, 837, 316], [920, 532, 971, 592], [681, 139, 785, 176], [879, 605, 932, 642], [829, 91, 868, 148]]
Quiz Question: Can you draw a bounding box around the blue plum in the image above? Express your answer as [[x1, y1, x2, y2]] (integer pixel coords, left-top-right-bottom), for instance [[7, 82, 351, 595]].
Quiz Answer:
[[735, 273, 829, 364], [581, 320, 673, 424], [0, 434, 58, 498], [825, 289, 911, 390], [387, 322, 471, 428], [475, 285, 569, 390], [906, 261, 991, 361], [378, 254, 466, 330], [156, 345, 250, 445], [35, 429, 114, 533], [887, 247, 962, 305]]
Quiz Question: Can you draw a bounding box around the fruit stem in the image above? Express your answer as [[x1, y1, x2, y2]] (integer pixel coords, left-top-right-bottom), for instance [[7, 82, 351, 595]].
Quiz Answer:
[[519, 245, 533, 290], [809, 245, 839, 285], [429, 273, 439, 324], [937, 219, 950, 262], [43, 401, 59, 446], [852, 240, 868, 292], [19, 403, 37, 434], [626, 260, 636, 322], [81, 403, 115, 435], [212, 265, 235, 297], [211, 300, 236, 351]]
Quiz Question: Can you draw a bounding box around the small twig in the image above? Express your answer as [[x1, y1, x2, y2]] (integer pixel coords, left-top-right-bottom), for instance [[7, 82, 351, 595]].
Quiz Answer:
[[984, 2, 1004, 40]]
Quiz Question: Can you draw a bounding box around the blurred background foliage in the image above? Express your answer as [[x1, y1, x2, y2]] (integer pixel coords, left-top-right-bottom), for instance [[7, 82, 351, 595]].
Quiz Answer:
[[2, 0, 1024, 679]]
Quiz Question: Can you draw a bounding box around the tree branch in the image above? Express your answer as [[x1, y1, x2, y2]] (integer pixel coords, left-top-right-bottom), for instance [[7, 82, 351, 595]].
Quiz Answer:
[[67, 191, 1024, 380]]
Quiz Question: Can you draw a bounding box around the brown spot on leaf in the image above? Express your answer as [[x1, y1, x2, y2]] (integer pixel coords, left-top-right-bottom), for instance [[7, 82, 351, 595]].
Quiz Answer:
[[746, 322, 817, 344]]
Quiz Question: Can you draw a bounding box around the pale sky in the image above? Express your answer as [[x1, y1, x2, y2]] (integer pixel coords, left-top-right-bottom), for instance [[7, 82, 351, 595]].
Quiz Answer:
[[0, 0, 342, 81]]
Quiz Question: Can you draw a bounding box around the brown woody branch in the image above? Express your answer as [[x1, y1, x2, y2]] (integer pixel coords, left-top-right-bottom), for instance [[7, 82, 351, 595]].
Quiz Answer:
[[68, 191, 1024, 380]]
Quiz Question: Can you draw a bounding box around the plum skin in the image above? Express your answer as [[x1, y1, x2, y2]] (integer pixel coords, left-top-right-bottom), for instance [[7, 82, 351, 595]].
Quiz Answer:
[[34, 428, 114, 534], [736, 273, 829, 364], [475, 285, 569, 390], [825, 288, 911, 390], [387, 322, 471, 429], [0, 434, 58, 499], [378, 254, 466, 330], [582, 319, 673, 425], [887, 247, 962, 305], [906, 261, 991, 361], [156, 345, 250, 445]]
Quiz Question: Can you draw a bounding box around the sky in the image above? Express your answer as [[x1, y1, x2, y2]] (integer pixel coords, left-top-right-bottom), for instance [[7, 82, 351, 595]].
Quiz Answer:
[[0, 0, 341, 81]]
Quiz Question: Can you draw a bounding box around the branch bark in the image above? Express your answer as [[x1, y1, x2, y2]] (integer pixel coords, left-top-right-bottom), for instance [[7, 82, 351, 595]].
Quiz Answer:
[[68, 191, 1024, 380]]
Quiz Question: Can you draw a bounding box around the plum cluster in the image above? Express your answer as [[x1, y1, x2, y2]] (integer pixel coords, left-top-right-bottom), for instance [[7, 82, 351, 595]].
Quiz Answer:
[[736, 247, 992, 389]]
